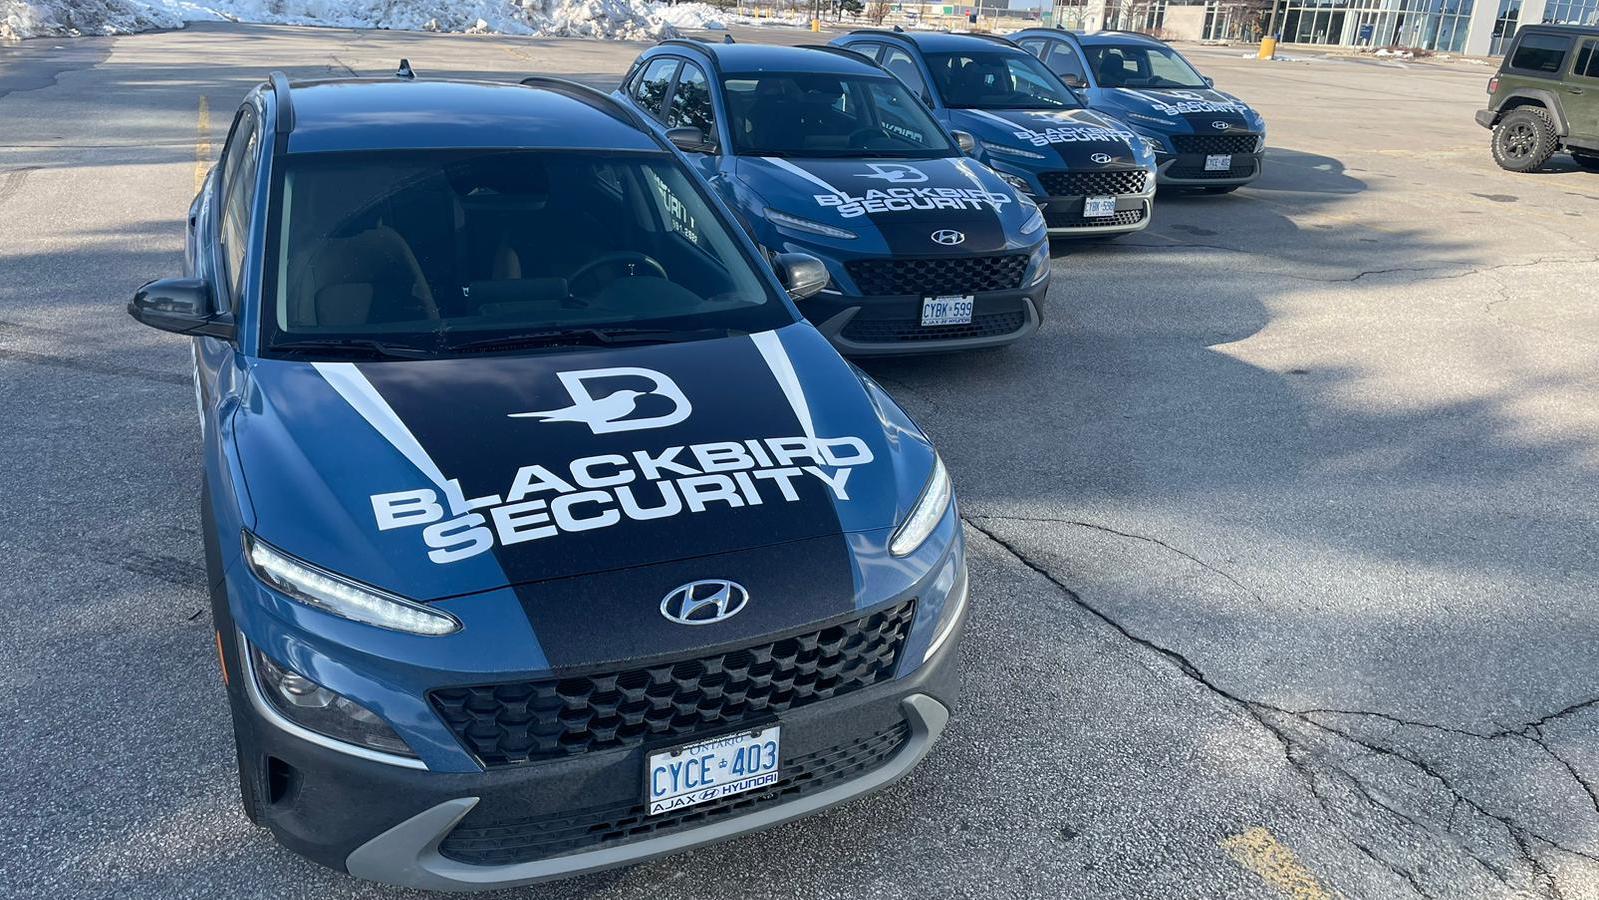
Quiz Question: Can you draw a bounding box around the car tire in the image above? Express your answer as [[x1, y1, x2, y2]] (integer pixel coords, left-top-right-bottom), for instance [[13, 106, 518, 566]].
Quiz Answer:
[[1572, 151, 1599, 172], [1491, 108, 1558, 172], [202, 480, 267, 826]]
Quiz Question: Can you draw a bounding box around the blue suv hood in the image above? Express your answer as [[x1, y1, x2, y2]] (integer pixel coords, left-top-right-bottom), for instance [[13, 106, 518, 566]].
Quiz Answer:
[[734, 154, 1033, 254], [949, 107, 1152, 169], [231, 324, 935, 601], [1096, 87, 1261, 133]]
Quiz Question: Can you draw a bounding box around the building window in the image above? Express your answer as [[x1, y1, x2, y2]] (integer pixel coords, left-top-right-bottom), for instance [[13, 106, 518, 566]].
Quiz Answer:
[[1490, 0, 1520, 54], [1543, 0, 1599, 24]]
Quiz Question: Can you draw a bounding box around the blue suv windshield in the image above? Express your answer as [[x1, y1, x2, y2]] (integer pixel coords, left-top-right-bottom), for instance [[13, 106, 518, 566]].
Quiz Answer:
[[723, 72, 958, 158], [924, 51, 1082, 110], [1082, 44, 1210, 89], [260, 149, 790, 359]]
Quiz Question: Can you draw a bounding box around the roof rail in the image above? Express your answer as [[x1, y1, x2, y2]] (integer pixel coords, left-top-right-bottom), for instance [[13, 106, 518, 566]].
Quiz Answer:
[[957, 32, 1021, 46], [848, 28, 918, 43], [395, 58, 416, 79], [517, 75, 651, 132], [656, 37, 723, 70], [267, 70, 294, 136], [722, 33, 735, 43], [796, 43, 882, 64], [1093, 28, 1164, 40]]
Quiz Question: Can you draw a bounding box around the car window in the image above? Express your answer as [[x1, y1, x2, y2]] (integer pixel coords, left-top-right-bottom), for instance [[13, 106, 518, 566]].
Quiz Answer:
[[260, 150, 789, 359], [880, 47, 931, 100], [1509, 32, 1572, 72], [722, 72, 956, 157], [1045, 42, 1089, 83], [1574, 40, 1599, 79], [219, 106, 261, 309], [1081, 44, 1209, 89], [1017, 38, 1043, 55], [667, 62, 715, 136], [634, 58, 679, 118], [846, 41, 883, 62], [924, 51, 1081, 109]]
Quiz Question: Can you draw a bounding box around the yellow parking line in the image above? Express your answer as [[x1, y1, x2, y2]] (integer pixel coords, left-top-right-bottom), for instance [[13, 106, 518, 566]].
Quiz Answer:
[[194, 94, 211, 194], [1220, 827, 1332, 899]]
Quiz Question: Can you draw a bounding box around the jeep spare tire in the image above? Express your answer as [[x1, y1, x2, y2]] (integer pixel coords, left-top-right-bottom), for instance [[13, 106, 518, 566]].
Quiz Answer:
[[1492, 108, 1558, 173]]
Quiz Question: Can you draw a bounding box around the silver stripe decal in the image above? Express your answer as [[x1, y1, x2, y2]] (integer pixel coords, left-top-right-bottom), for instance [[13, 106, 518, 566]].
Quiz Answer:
[[313, 362, 450, 491], [750, 331, 816, 439], [764, 157, 845, 198], [969, 108, 1035, 138]]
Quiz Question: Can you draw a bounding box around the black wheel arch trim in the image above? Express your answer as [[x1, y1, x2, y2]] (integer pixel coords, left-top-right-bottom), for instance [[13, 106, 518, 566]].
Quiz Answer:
[[1493, 89, 1571, 136]]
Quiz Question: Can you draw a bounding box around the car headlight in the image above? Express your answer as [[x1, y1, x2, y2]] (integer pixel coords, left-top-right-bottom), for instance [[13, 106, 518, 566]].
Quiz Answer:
[[995, 170, 1035, 197], [981, 140, 1047, 160], [891, 456, 952, 557], [1125, 112, 1173, 127], [1025, 239, 1051, 285], [249, 645, 416, 757], [1141, 135, 1168, 156], [244, 534, 461, 636], [923, 560, 969, 663], [766, 209, 858, 240], [1019, 203, 1045, 236], [1255, 131, 1267, 152]]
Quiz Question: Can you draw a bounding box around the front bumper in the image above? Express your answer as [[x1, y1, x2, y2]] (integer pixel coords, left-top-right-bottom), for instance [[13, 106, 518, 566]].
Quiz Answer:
[[1155, 151, 1265, 187], [234, 600, 965, 891], [1040, 195, 1153, 236]]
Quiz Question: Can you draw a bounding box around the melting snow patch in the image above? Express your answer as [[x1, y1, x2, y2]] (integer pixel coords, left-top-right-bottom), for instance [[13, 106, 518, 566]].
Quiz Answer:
[[3, 0, 676, 39]]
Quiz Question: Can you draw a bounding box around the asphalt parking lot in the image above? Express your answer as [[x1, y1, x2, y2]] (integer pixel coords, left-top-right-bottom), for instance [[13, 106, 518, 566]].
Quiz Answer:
[[4, 21, 1599, 899]]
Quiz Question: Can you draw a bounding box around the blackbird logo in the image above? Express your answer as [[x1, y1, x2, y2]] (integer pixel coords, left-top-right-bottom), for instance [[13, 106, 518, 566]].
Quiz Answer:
[[510, 367, 691, 434]]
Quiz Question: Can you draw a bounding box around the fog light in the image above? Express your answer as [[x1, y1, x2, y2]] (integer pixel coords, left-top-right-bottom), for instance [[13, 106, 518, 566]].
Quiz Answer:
[[250, 646, 416, 757]]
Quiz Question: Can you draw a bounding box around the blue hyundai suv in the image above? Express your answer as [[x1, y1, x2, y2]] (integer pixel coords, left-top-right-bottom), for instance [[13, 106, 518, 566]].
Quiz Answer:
[[615, 40, 1049, 356], [1011, 28, 1267, 193], [831, 30, 1158, 238], [128, 68, 967, 890]]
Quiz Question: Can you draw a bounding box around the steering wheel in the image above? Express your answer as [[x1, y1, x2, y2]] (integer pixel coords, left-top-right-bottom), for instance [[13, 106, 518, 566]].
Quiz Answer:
[[567, 252, 668, 293], [847, 127, 886, 149]]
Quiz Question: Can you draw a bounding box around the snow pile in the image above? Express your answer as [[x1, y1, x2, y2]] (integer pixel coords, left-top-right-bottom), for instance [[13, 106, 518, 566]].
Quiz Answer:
[[650, 1, 722, 29], [2, 0, 675, 39]]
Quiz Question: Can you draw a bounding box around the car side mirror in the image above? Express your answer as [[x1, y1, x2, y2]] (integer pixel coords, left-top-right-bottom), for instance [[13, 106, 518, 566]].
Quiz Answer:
[[1203, 76, 1215, 88], [666, 126, 716, 153], [1063, 73, 1085, 88], [771, 252, 829, 301], [128, 277, 234, 339], [951, 130, 977, 155]]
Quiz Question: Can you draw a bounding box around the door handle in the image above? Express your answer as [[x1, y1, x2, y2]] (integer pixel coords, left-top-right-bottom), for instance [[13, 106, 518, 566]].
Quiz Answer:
[[1571, 87, 1586, 94]]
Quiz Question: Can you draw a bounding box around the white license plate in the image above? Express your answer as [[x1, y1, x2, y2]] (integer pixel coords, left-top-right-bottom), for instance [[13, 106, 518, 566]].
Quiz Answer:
[[921, 295, 973, 327], [646, 726, 780, 815], [1083, 195, 1117, 218], [1205, 153, 1233, 172]]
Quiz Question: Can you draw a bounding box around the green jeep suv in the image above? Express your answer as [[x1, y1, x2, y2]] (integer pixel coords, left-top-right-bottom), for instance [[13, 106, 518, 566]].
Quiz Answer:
[[1476, 24, 1599, 173]]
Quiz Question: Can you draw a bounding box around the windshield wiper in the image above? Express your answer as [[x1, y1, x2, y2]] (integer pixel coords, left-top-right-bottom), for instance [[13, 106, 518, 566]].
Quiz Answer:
[[269, 338, 435, 360], [448, 326, 730, 354]]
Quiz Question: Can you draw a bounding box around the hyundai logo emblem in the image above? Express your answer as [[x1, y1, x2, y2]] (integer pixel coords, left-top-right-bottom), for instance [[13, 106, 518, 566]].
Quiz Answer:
[[660, 580, 750, 625], [1090, 153, 1114, 164], [930, 229, 965, 246], [1211, 121, 1231, 130]]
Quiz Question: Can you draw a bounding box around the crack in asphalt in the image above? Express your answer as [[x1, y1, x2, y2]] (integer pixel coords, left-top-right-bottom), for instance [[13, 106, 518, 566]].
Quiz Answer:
[[964, 513, 1599, 898], [1127, 239, 1599, 287]]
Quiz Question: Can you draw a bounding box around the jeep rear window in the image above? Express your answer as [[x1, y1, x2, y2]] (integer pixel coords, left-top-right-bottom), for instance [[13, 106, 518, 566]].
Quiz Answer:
[[1509, 33, 1572, 73], [259, 149, 790, 359]]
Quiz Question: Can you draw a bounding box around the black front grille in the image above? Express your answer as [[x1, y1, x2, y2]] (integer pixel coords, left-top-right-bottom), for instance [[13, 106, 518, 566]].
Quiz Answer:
[[841, 310, 1028, 344], [1044, 206, 1146, 229], [1172, 133, 1258, 155], [1039, 169, 1148, 197], [1167, 160, 1257, 180], [430, 601, 916, 768], [439, 720, 912, 865], [845, 255, 1028, 296]]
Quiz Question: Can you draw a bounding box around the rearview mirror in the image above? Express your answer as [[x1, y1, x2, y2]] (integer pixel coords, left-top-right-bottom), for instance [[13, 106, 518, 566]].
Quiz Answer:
[[128, 277, 234, 339], [771, 253, 829, 301], [950, 130, 977, 155], [666, 126, 716, 154]]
